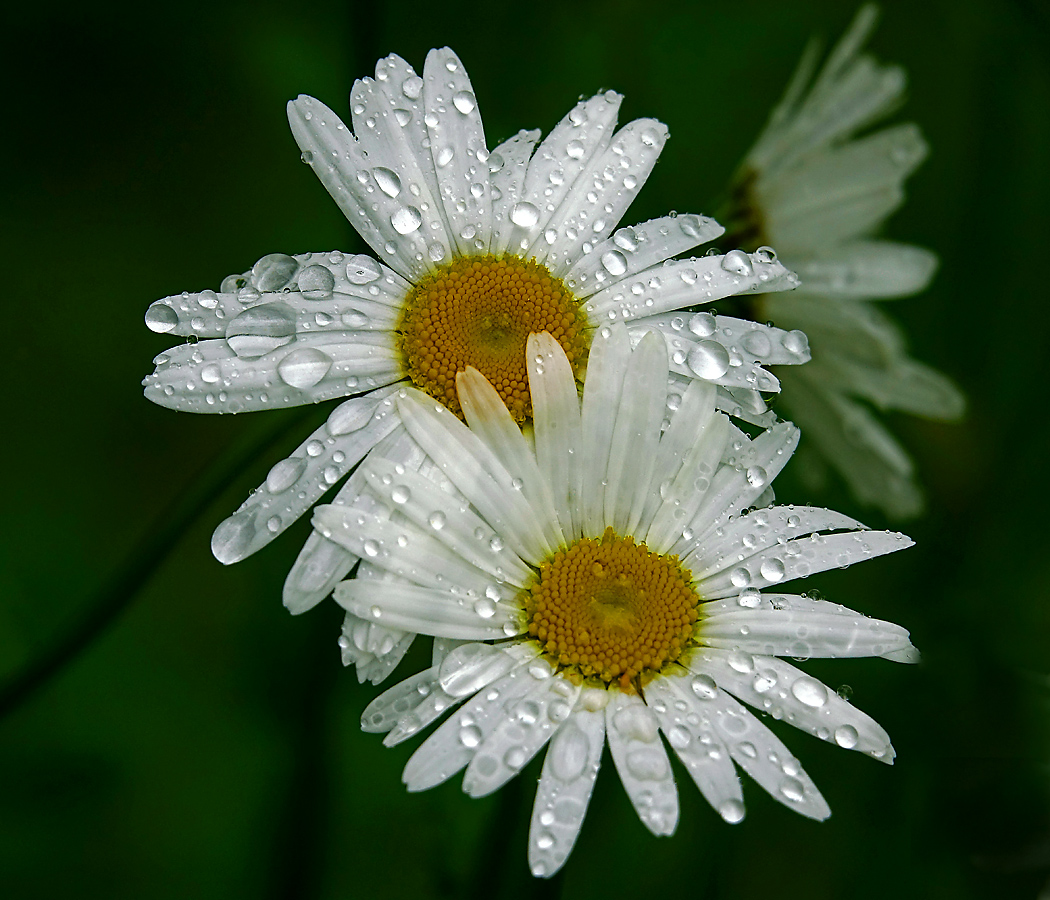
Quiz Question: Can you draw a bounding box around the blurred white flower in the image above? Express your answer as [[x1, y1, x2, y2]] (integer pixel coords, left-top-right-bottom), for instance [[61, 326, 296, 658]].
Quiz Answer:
[[719, 5, 965, 517]]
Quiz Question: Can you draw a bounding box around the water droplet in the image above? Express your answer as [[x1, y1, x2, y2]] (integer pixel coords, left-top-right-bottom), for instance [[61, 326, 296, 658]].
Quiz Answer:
[[754, 246, 777, 263], [252, 253, 298, 291], [782, 330, 809, 357], [742, 330, 772, 357], [686, 341, 730, 379], [402, 75, 423, 100], [729, 567, 751, 588], [277, 347, 332, 389], [298, 265, 335, 299], [718, 798, 745, 823], [145, 304, 179, 333], [346, 256, 382, 284], [391, 485, 411, 504], [362, 539, 380, 558], [225, 303, 297, 358], [688, 311, 717, 338], [266, 457, 307, 493], [791, 676, 828, 708], [510, 201, 540, 228], [779, 776, 805, 802], [459, 723, 482, 748], [691, 674, 718, 699], [428, 511, 447, 530], [746, 466, 767, 488], [391, 206, 422, 234], [373, 167, 402, 198], [452, 90, 476, 114], [566, 139, 585, 159], [200, 363, 221, 384], [600, 249, 628, 277], [721, 249, 754, 278], [759, 557, 785, 582], [473, 598, 496, 619], [826, 725, 860, 753], [326, 398, 373, 435], [211, 511, 257, 565], [728, 651, 754, 674]]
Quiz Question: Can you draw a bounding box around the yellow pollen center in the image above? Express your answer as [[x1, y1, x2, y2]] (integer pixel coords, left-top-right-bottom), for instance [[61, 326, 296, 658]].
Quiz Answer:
[[396, 254, 589, 422], [525, 527, 700, 690]]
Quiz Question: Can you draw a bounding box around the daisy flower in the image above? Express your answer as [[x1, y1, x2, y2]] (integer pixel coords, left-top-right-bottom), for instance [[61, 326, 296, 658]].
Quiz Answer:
[[141, 48, 809, 653], [718, 5, 964, 517], [315, 323, 918, 877]]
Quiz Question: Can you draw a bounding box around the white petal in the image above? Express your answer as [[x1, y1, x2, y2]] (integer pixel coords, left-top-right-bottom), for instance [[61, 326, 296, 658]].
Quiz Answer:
[[208, 387, 402, 565], [579, 323, 631, 535], [313, 506, 494, 595], [402, 657, 552, 791], [333, 579, 522, 641], [385, 683, 462, 748], [698, 594, 919, 663], [396, 389, 555, 564], [283, 425, 421, 614], [688, 671, 830, 821], [536, 118, 668, 276], [457, 367, 564, 550], [584, 252, 798, 323], [566, 214, 723, 299], [822, 353, 966, 420], [463, 674, 581, 797], [361, 458, 533, 586], [605, 330, 668, 535], [287, 95, 435, 280], [527, 333, 584, 538], [685, 422, 800, 549], [512, 92, 623, 254], [361, 666, 441, 733], [422, 48, 493, 255], [791, 240, 937, 298], [693, 649, 896, 762], [605, 689, 678, 836], [528, 701, 606, 878], [489, 129, 541, 255], [643, 674, 744, 822], [144, 329, 402, 415], [686, 505, 867, 578], [438, 642, 526, 698], [698, 528, 913, 599]]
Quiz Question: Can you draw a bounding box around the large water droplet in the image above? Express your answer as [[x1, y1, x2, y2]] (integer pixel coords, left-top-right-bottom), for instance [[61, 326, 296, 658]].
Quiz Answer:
[[327, 397, 373, 435], [373, 167, 402, 198], [459, 723, 482, 748], [225, 302, 297, 358], [834, 725, 859, 749], [298, 265, 335, 299], [782, 330, 809, 357], [346, 256, 382, 284], [691, 674, 718, 699], [402, 75, 423, 100], [145, 303, 179, 333], [277, 347, 332, 388], [601, 249, 628, 276], [688, 311, 717, 338], [266, 457, 307, 493], [721, 249, 754, 278], [790, 676, 828, 708], [252, 253, 298, 291], [391, 206, 422, 234], [626, 748, 669, 781], [510, 201, 540, 228], [686, 341, 730, 379], [452, 90, 476, 114], [742, 330, 773, 357], [779, 776, 805, 802], [566, 139, 585, 159], [759, 557, 785, 583], [211, 510, 257, 565], [718, 798, 746, 823]]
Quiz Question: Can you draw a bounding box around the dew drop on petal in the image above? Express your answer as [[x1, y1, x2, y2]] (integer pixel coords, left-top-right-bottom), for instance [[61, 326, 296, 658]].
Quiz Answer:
[[277, 347, 332, 388], [790, 676, 828, 708], [687, 341, 730, 379], [252, 253, 298, 291], [601, 249, 628, 276], [759, 557, 785, 583], [266, 457, 306, 493], [721, 249, 754, 277], [298, 265, 336, 299], [719, 798, 745, 823], [391, 206, 423, 234], [510, 201, 540, 228], [373, 167, 402, 198], [452, 90, 476, 114], [145, 303, 179, 333]]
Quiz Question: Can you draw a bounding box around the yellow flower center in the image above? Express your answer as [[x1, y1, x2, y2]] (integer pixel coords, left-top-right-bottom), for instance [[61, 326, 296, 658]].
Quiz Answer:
[[525, 527, 700, 690], [396, 254, 589, 422]]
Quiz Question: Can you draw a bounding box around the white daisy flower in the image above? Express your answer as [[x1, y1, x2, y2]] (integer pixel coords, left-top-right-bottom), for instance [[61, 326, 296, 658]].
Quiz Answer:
[[315, 323, 917, 877], [718, 5, 965, 517], [141, 47, 809, 637]]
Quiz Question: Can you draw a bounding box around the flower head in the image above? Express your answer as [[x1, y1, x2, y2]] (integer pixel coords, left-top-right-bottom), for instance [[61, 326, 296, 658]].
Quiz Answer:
[[718, 5, 964, 517], [141, 48, 809, 647], [315, 324, 917, 877]]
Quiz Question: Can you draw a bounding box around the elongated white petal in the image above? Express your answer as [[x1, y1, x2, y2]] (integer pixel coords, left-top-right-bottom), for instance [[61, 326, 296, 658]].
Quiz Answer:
[[528, 333, 584, 539], [144, 328, 402, 415], [457, 367, 564, 550], [314, 506, 495, 594], [402, 657, 551, 791], [423, 48, 492, 255], [361, 459, 533, 586], [208, 387, 402, 565], [605, 689, 678, 836], [698, 594, 919, 663], [689, 671, 830, 821], [537, 118, 668, 276], [283, 425, 421, 614], [489, 129, 541, 255], [287, 95, 436, 280], [643, 674, 745, 822], [694, 649, 896, 762], [698, 529, 913, 598], [791, 240, 936, 298], [687, 505, 867, 578], [333, 579, 523, 641], [361, 666, 441, 733], [397, 389, 555, 564], [438, 643, 525, 698], [585, 252, 798, 323], [605, 330, 667, 535], [566, 214, 723, 298], [822, 352, 966, 420], [579, 323, 631, 535], [464, 674, 581, 798]]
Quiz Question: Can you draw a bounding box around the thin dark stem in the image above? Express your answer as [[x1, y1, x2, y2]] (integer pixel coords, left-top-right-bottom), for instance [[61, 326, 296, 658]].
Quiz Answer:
[[0, 406, 317, 720]]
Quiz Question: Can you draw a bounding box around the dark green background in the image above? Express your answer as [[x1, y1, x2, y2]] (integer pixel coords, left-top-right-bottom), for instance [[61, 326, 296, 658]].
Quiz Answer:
[[2, 1, 1048, 897]]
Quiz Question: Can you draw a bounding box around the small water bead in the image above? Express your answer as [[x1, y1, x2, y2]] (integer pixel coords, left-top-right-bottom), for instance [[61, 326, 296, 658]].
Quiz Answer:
[[782, 330, 809, 356], [790, 676, 828, 708], [452, 89, 476, 114], [510, 201, 540, 228], [754, 246, 777, 263], [362, 539, 380, 558], [473, 598, 496, 618], [266, 516, 282, 533], [459, 723, 482, 748], [746, 466, 767, 488], [391, 206, 423, 234], [729, 567, 751, 588], [391, 485, 411, 505], [373, 167, 402, 198], [306, 440, 325, 457], [428, 511, 447, 530], [402, 75, 423, 99], [779, 777, 805, 803], [721, 249, 754, 278], [834, 725, 860, 749]]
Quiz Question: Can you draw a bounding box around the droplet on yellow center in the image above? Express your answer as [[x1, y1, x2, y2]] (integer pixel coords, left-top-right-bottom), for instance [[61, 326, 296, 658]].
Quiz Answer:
[[525, 527, 700, 690], [396, 255, 589, 422]]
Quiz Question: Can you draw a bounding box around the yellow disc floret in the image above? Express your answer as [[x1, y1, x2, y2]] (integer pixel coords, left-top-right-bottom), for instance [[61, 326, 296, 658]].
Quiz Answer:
[[396, 255, 589, 422], [525, 527, 700, 691]]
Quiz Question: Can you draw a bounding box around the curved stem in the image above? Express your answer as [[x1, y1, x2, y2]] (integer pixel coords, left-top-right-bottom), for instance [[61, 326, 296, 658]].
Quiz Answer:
[[0, 406, 318, 720]]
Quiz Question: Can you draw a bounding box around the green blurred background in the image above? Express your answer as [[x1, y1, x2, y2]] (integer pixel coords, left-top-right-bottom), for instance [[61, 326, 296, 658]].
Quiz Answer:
[[2, 0, 1049, 897]]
